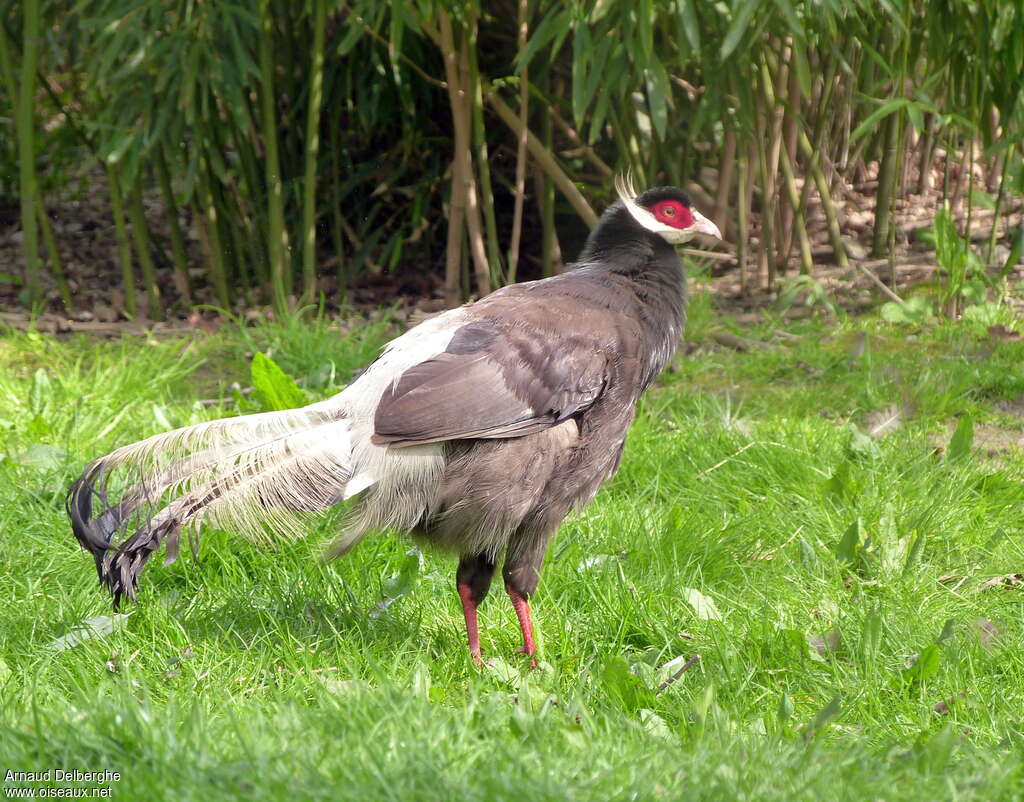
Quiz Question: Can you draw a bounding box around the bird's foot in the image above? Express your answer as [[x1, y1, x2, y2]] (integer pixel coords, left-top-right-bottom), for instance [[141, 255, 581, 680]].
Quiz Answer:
[[516, 646, 538, 669]]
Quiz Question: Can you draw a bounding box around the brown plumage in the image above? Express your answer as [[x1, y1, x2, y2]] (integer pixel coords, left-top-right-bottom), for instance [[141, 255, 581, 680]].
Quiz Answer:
[[67, 180, 721, 663]]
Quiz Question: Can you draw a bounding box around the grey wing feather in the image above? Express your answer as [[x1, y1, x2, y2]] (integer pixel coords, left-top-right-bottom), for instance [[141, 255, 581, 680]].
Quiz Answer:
[[372, 336, 608, 447]]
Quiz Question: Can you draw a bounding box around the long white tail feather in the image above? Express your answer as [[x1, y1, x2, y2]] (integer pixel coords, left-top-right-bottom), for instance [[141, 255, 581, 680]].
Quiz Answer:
[[68, 307, 470, 602]]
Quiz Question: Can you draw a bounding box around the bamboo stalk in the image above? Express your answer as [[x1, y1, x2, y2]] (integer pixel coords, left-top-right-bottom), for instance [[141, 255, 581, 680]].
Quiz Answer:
[[797, 58, 837, 219], [197, 164, 231, 308], [761, 53, 785, 283], [106, 165, 137, 317], [36, 203, 71, 312], [458, 23, 491, 298], [155, 149, 192, 306], [259, 0, 291, 314], [797, 129, 848, 269], [713, 125, 736, 238], [777, 44, 802, 269], [468, 27, 502, 287], [754, 82, 776, 288], [778, 146, 814, 274], [0, 18, 64, 310], [127, 174, 164, 320], [872, 111, 902, 258], [329, 113, 346, 295], [435, 10, 491, 299], [506, 0, 530, 285], [301, 0, 327, 304], [737, 138, 753, 293], [16, 0, 41, 306], [438, 9, 469, 306], [537, 77, 562, 276], [231, 116, 270, 296], [916, 113, 935, 195], [986, 143, 1014, 265], [485, 88, 597, 228], [963, 136, 976, 240]]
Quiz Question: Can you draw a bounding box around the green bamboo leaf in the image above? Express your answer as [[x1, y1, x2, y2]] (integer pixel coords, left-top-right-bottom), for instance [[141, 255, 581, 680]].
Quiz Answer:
[[645, 59, 670, 141], [850, 98, 909, 143], [676, 0, 701, 55], [389, 0, 405, 67], [576, 37, 614, 134], [638, 0, 654, 61], [721, 0, 762, 60], [571, 22, 592, 124], [906, 101, 924, 134], [772, 0, 803, 40], [517, 7, 570, 73]]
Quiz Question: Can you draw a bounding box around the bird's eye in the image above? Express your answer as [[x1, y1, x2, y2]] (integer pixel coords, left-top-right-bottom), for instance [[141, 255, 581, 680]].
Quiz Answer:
[[663, 206, 675, 216]]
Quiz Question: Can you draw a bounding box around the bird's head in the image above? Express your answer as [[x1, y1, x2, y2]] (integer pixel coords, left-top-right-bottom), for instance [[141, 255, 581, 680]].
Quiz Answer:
[[614, 175, 722, 245]]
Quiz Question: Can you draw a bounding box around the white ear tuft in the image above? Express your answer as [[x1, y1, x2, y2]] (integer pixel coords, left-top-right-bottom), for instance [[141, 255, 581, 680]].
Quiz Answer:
[[614, 173, 663, 236]]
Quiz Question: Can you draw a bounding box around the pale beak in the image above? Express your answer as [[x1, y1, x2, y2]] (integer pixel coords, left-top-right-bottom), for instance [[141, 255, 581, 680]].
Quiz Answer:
[[689, 209, 722, 241]]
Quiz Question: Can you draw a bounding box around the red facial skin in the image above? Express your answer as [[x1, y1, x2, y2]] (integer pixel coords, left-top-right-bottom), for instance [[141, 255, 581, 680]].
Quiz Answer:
[[651, 199, 693, 230]]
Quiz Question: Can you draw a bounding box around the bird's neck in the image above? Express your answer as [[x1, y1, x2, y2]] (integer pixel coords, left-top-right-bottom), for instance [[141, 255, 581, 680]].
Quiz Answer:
[[578, 229, 688, 389]]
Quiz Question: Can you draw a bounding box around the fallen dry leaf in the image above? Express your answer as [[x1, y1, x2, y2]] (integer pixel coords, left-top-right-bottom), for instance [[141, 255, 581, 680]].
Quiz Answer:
[[979, 574, 1024, 591], [971, 618, 1001, 652]]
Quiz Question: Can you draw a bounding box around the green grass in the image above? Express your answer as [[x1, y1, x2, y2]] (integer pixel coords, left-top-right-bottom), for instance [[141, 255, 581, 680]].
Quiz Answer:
[[2, 301, 1024, 801]]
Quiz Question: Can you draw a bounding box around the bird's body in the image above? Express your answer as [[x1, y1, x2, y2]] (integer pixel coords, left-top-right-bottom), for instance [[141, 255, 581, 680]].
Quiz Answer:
[[68, 181, 720, 662]]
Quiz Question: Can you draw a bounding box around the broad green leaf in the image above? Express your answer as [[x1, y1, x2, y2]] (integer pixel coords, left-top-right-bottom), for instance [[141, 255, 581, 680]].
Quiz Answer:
[[486, 657, 520, 684], [948, 415, 974, 460], [777, 692, 793, 724], [682, 587, 721, 620], [880, 295, 933, 325], [370, 548, 423, 619], [639, 709, 673, 738], [601, 655, 655, 713], [803, 695, 841, 740], [30, 368, 51, 415], [251, 352, 305, 412], [46, 614, 130, 652], [860, 607, 883, 663], [1001, 228, 1024, 277], [834, 519, 861, 564], [902, 531, 926, 574], [902, 644, 940, 687], [12, 443, 67, 471]]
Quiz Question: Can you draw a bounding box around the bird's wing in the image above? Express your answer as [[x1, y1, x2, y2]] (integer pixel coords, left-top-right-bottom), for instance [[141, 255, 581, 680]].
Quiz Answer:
[[372, 319, 609, 447]]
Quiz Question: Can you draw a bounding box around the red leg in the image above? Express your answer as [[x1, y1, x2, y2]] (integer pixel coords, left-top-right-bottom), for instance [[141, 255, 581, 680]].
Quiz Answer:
[[456, 554, 495, 665], [506, 584, 537, 666], [457, 581, 483, 663]]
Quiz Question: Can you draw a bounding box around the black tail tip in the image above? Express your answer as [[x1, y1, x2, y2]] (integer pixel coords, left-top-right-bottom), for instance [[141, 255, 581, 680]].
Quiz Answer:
[[67, 462, 113, 568], [66, 461, 135, 603]]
